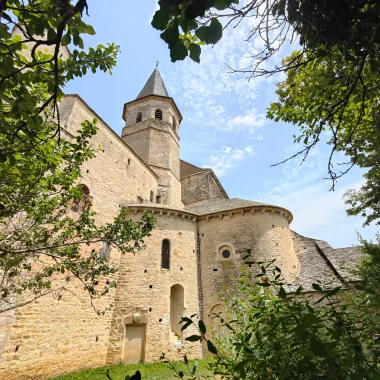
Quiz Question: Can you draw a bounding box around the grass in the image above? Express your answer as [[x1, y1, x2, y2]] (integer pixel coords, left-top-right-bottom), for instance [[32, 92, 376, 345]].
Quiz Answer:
[[50, 359, 214, 380]]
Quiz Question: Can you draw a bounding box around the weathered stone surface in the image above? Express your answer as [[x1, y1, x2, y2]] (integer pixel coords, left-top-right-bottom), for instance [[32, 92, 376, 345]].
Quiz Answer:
[[0, 61, 362, 379]]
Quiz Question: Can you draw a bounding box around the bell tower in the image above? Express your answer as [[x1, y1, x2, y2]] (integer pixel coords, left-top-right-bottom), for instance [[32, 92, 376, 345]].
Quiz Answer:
[[121, 68, 183, 208]]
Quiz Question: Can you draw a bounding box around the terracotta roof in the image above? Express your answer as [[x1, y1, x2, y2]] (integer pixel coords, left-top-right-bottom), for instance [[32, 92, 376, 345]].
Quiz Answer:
[[136, 68, 169, 99]]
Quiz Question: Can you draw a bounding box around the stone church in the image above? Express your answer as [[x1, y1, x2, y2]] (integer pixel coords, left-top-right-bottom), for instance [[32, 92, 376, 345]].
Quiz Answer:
[[0, 67, 360, 379]]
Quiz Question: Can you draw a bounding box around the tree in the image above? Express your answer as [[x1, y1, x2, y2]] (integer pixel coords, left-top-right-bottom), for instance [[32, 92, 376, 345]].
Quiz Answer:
[[174, 251, 380, 379], [152, 1, 380, 73], [267, 50, 380, 224], [0, 120, 155, 313], [0, 0, 119, 162], [0, 1, 155, 312], [153, 0, 380, 223]]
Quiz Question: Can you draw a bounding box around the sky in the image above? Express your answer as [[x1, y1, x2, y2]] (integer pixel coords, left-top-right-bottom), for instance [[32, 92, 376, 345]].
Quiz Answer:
[[65, 0, 378, 248]]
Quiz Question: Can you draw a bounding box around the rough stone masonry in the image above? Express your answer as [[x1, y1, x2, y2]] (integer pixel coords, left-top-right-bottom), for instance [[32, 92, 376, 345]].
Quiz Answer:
[[0, 64, 361, 379]]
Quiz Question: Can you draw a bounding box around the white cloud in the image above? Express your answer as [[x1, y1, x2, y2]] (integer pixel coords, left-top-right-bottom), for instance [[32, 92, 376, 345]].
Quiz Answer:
[[166, 15, 269, 128], [202, 145, 255, 177], [225, 108, 267, 133], [259, 146, 377, 247]]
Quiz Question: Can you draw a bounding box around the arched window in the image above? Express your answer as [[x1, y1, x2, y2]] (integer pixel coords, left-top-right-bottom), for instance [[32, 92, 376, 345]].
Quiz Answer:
[[155, 109, 163, 120], [71, 184, 91, 212], [136, 112, 142, 123], [161, 239, 170, 269]]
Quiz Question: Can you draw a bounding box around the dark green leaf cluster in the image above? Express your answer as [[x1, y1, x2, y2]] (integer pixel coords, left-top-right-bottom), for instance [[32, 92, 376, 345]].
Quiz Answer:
[[151, 0, 237, 62], [0, 119, 155, 313], [267, 49, 380, 224], [0, 0, 119, 163], [0, 1, 155, 313]]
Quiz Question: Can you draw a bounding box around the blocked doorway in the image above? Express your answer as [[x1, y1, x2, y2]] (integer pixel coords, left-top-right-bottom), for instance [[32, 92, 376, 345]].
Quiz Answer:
[[170, 284, 184, 337], [122, 324, 146, 364]]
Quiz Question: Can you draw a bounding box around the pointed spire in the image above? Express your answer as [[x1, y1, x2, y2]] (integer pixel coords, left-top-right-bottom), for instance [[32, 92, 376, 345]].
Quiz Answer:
[[136, 68, 169, 100]]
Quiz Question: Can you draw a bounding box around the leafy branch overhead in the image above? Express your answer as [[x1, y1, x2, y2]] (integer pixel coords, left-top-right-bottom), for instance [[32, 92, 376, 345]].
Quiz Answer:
[[152, 0, 239, 62], [0, 1, 155, 312], [152, 0, 380, 225], [0, 0, 119, 165]]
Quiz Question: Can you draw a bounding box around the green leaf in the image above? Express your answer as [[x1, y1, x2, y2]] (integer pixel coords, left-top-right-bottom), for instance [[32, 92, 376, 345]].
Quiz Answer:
[[312, 283, 322, 291], [214, 0, 228, 10], [185, 335, 201, 342], [181, 320, 192, 331], [278, 286, 287, 299], [170, 42, 188, 62], [207, 18, 223, 44], [195, 19, 223, 45], [84, 25, 96, 35], [310, 338, 328, 357], [326, 286, 341, 297], [152, 10, 170, 31], [198, 320, 206, 334], [8, 155, 16, 166], [302, 313, 318, 326], [160, 22, 179, 47], [207, 339, 218, 355], [61, 33, 71, 47], [257, 282, 271, 287], [0, 154, 7, 163], [189, 43, 201, 63]]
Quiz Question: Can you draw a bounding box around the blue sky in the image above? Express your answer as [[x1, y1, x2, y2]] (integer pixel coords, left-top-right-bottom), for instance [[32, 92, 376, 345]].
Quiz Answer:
[[65, 0, 378, 247]]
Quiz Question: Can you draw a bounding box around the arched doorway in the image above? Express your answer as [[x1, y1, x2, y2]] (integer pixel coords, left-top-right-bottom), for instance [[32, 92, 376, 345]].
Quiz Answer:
[[170, 284, 184, 337]]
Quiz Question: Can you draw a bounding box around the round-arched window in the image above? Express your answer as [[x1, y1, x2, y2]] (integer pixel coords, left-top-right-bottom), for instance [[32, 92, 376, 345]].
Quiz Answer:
[[136, 112, 142, 122], [155, 109, 163, 120]]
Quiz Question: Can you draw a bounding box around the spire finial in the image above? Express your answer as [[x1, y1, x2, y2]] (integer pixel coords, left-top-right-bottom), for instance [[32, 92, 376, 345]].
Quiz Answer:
[[156, 60, 159, 68]]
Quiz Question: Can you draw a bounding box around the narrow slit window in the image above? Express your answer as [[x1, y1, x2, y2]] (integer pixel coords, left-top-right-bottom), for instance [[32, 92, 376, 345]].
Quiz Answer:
[[155, 109, 163, 120], [161, 239, 170, 269], [100, 241, 111, 261], [136, 112, 142, 122]]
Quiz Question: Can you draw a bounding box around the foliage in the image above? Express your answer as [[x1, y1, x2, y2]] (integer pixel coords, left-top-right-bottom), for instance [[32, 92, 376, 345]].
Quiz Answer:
[[267, 48, 380, 223], [348, 233, 380, 314], [49, 359, 214, 379], [153, 1, 380, 205], [0, 1, 155, 312], [152, 1, 380, 70], [344, 164, 380, 226], [267, 49, 380, 184], [0, 0, 119, 163], [177, 250, 380, 379], [0, 119, 155, 313]]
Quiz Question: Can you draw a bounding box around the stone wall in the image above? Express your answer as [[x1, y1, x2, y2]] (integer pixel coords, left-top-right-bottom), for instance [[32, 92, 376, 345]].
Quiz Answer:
[[0, 94, 161, 379], [198, 209, 298, 333], [180, 160, 203, 178], [60, 95, 159, 217], [123, 97, 181, 136], [181, 171, 226, 206], [106, 209, 202, 364], [121, 115, 182, 208]]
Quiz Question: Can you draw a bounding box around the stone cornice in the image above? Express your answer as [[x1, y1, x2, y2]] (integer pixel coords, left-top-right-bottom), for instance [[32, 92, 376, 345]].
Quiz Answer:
[[123, 204, 293, 223]]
